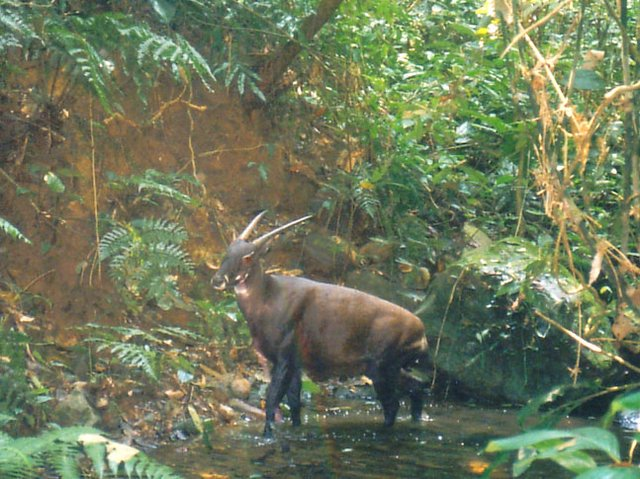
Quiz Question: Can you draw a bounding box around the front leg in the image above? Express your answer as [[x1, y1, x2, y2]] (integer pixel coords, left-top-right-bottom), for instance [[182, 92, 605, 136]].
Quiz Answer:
[[264, 347, 296, 438]]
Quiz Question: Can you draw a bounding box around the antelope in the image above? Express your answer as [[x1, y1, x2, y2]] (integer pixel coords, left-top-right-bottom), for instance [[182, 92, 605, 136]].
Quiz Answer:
[[212, 211, 428, 437]]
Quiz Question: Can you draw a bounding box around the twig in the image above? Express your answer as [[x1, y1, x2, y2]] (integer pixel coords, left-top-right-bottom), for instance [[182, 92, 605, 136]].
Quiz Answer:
[[414, 268, 467, 389], [89, 97, 101, 285], [22, 269, 55, 292], [198, 143, 269, 158], [500, 0, 572, 58], [587, 80, 640, 139], [520, 23, 575, 125], [0, 167, 43, 215], [149, 83, 187, 124], [534, 310, 640, 375]]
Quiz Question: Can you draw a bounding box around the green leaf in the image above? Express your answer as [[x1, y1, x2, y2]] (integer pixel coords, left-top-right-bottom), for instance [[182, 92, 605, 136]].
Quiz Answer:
[[0, 217, 31, 244], [148, 0, 176, 23], [302, 378, 321, 394], [551, 450, 597, 474], [83, 443, 106, 479], [486, 429, 570, 453], [570, 427, 621, 462], [44, 171, 66, 193], [569, 69, 605, 91], [576, 467, 640, 479]]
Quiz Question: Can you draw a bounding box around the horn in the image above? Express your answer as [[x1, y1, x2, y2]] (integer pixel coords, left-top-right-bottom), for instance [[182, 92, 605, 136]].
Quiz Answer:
[[238, 210, 268, 240], [253, 215, 313, 247]]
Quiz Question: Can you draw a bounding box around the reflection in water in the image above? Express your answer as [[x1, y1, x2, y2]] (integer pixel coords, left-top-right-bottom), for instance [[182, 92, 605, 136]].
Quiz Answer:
[[155, 400, 582, 478]]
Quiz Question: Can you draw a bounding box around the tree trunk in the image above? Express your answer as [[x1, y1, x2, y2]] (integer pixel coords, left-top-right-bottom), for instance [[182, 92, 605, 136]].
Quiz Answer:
[[255, 0, 344, 101]]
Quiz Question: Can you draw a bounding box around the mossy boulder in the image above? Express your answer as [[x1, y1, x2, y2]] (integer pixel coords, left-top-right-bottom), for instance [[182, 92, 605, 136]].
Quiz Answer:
[[417, 237, 617, 404]]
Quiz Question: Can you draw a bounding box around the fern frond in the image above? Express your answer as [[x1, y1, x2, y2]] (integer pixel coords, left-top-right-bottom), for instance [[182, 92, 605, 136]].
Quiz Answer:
[[108, 168, 200, 206], [99, 217, 193, 310], [109, 342, 159, 381], [83, 442, 106, 479], [153, 325, 206, 343], [0, 217, 31, 244], [46, 17, 120, 114], [133, 218, 189, 245], [149, 243, 194, 273], [121, 25, 216, 90], [353, 182, 381, 223], [0, 7, 39, 53], [43, 438, 82, 479], [98, 226, 131, 260], [215, 60, 265, 101], [0, 427, 184, 479]]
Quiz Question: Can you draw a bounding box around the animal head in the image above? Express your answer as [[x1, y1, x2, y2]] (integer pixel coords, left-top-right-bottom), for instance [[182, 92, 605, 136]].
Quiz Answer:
[[212, 211, 312, 290]]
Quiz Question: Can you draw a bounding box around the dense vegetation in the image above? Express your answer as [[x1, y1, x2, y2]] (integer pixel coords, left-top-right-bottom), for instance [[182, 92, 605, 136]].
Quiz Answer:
[[1, 0, 639, 477]]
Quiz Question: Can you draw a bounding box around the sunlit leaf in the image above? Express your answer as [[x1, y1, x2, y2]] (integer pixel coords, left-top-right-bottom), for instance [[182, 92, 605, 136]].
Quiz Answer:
[[569, 69, 605, 91], [576, 466, 640, 479], [149, 0, 176, 23], [486, 429, 571, 453], [44, 171, 65, 193]]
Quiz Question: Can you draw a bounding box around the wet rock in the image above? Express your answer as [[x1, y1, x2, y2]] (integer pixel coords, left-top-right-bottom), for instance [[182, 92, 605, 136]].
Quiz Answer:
[[344, 269, 416, 309], [397, 261, 431, 290], [301, 230, 358, 276], [52, 387, 100, 427], [616, 410, 640, 431], [417, 237, 619, 404], [359, 238, 396, 265]]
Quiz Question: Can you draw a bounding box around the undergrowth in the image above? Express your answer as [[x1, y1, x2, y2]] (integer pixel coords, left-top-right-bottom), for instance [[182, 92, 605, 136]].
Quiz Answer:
[[99, 218, 194, 312], [84, 324, 206, 383], [0, 426, 182, 479]]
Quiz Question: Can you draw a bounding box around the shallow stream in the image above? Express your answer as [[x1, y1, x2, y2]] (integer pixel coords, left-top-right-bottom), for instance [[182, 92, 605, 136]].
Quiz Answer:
[[154, 399, 593, 478]]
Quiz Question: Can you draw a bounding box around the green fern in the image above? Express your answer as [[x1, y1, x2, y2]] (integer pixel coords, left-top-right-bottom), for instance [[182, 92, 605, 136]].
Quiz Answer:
[[0, 7, 38, 55], [85, 324, 161, 381], [106, 342, 160, 381], [1, 5, 216, 112], [214, 60, 266, 101], [46, 16, 121, 114], [84, 324, 203, 382], [353, 178, 382, 224], [0, 325, 49, 431], [107, 169, 201, 207], [0, 216, 31, 244], [99, 218, 193, 311], [117, 20, 217, 96], [0, 426, 183, 479]]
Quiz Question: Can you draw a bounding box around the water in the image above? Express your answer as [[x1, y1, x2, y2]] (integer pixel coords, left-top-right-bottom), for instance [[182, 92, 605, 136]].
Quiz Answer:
[[154, 399, 589, 478]]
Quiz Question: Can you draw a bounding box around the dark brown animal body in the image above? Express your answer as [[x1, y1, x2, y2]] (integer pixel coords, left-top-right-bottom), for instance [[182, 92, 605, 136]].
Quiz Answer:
[[213, 212, 428, 437]]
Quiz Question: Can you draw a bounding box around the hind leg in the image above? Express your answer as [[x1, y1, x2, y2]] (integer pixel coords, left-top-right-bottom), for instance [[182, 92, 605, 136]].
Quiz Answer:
[[401, 371, 425, 422], [286, 367, 302, 427]]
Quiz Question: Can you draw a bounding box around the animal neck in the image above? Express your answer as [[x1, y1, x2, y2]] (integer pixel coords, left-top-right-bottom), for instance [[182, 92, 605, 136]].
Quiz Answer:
[[234, 263, 268, 300]]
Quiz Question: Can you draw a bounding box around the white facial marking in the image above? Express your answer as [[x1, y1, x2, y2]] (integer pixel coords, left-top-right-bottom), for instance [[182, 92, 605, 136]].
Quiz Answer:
[[235, 283, 249, 296]]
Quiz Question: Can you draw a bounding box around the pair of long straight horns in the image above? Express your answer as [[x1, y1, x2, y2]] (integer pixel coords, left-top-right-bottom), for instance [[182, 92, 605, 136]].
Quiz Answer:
[[238, 211, 313, 246]]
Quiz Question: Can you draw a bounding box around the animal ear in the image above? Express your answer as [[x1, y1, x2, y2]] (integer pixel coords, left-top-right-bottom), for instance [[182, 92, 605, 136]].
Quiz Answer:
[[242, 252, 254, 265]]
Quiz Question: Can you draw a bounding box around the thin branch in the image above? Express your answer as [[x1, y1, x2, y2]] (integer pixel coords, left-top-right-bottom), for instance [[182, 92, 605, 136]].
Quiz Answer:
[[587, 80, 640, 138], [89, 97, 101, 285], [500, 0, 572, 59], [534, 310, 640, 375]]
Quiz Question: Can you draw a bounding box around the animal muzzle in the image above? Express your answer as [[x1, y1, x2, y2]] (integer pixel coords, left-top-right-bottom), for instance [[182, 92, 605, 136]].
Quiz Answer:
[[212, 273, 249, 290], [211, 274, 229, 291]]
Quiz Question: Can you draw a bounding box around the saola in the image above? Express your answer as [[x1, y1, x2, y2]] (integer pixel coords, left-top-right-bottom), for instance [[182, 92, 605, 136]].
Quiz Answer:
[[212, 211, 428, 437]]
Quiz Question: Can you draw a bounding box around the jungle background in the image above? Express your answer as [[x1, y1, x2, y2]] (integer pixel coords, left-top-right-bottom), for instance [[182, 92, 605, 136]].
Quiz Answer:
[[1, 0, 640, 477]]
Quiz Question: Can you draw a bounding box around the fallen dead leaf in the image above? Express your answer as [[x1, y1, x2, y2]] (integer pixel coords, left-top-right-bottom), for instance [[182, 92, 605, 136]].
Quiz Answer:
[[165, 389, 186, 400], [199, 473, 230, 479]]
